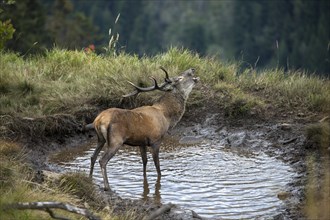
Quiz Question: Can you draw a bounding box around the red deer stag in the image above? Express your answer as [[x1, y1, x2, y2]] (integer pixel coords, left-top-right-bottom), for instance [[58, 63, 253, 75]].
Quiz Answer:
[[88, 67, 199, 191]]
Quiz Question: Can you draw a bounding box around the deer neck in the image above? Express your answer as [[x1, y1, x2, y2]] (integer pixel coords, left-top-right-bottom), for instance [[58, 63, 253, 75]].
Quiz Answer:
[[153, 92, 186, 128]]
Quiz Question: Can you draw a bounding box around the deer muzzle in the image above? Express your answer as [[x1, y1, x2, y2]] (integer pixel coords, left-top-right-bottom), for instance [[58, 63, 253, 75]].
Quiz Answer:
[[193, 77, 200, 83]]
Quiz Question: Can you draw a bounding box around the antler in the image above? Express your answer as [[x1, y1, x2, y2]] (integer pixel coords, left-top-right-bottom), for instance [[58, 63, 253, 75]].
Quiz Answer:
[[160, 66, 172, 83], [123, 67, 172, 98]]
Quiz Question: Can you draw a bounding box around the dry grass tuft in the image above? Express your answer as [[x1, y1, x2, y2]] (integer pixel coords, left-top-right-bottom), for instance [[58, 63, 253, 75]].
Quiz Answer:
[[58, 172, 106, 209], [305, 120, 330, 150]]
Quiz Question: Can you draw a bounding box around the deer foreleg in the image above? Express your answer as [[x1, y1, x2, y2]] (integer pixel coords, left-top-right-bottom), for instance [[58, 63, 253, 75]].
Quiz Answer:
[[139, 146, 148, 177], [151, 145, 161, 179]]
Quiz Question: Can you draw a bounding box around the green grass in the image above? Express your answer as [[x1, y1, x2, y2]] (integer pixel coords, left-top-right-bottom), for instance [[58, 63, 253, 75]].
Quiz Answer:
[[238, 69, 330, 112], [0, 47, 239, 117], [213, 81, 265, 117], [1, 47, 328, 120]]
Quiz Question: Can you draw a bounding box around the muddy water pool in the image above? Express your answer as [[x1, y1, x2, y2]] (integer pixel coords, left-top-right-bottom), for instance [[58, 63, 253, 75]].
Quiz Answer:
[[54, 133, 297, 219]]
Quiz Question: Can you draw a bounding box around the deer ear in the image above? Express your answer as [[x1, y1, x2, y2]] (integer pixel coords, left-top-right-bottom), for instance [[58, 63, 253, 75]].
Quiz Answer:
[[163, 83, 174, 91], [162, 81, 175, 92]]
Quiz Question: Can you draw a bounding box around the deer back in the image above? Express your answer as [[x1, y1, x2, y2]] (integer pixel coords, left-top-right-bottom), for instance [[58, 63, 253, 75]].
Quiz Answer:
[[93, 107, 170, 146]]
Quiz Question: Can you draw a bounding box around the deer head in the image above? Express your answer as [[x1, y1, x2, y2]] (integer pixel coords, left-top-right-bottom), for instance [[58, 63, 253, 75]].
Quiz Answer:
[[123, 67, 199, 99], [169, 68, 199, 99]]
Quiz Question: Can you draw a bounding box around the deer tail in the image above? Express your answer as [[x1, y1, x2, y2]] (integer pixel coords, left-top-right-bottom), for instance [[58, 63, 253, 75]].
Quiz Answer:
[[84, 123, 95, 131]]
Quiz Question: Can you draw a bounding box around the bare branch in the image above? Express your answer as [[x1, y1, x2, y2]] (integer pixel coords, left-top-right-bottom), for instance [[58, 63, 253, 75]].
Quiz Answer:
[[3, 202, 100, 220], [46, 207, 69, 220]]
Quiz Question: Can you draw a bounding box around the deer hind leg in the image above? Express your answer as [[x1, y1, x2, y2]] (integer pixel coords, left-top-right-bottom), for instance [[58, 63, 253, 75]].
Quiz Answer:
[[139, 146, 148, 177], [90, 134, 106, 177], [151, 144, 161, 180], [99, 136, 123, 191]]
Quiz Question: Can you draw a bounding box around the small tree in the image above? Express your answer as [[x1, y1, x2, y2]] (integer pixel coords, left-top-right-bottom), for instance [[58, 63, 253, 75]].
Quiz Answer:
[[0, 19, 15, 49], [0, 0, 15, 50]]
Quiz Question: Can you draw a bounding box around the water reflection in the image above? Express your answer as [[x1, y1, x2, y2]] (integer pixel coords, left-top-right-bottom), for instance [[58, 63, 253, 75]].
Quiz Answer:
[[143, 176, 161, 204]]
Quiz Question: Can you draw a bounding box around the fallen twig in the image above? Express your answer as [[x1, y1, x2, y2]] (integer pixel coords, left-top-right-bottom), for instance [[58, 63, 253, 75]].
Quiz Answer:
[[280, 137, 298, 145], [143, 203, 174, 220], [3, 201, 100, 220]]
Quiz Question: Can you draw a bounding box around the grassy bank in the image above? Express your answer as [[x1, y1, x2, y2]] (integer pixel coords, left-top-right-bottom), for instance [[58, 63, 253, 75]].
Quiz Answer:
[[1, 48, 329, 140], [1, 48, 329, 119], [1, 48, 329, 219]]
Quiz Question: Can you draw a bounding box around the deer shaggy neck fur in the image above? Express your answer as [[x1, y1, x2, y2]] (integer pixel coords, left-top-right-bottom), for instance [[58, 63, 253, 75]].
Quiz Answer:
[[153, 90, 186, 128]]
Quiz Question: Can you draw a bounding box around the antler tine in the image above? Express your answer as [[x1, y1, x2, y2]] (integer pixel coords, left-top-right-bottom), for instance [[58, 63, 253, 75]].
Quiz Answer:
[[149, 77, 160, 89], [122, 90, 139, 98], [160, 66, 172, 83], [150, 76, 172, 90], [123, 68, 172, 98], [122, 78, 159, 98]]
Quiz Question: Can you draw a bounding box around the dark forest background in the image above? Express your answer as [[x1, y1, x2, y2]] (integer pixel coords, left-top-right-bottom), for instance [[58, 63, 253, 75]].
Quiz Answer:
[[1, 0, 329, 75]]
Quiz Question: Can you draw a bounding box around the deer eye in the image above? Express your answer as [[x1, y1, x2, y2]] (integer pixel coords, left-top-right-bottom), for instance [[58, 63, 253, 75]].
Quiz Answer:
[[173, 76, 184, 83]]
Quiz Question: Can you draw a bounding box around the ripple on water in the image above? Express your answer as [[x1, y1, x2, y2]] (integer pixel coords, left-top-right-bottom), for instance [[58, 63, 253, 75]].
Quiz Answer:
[[59, 140, 296, 219]]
